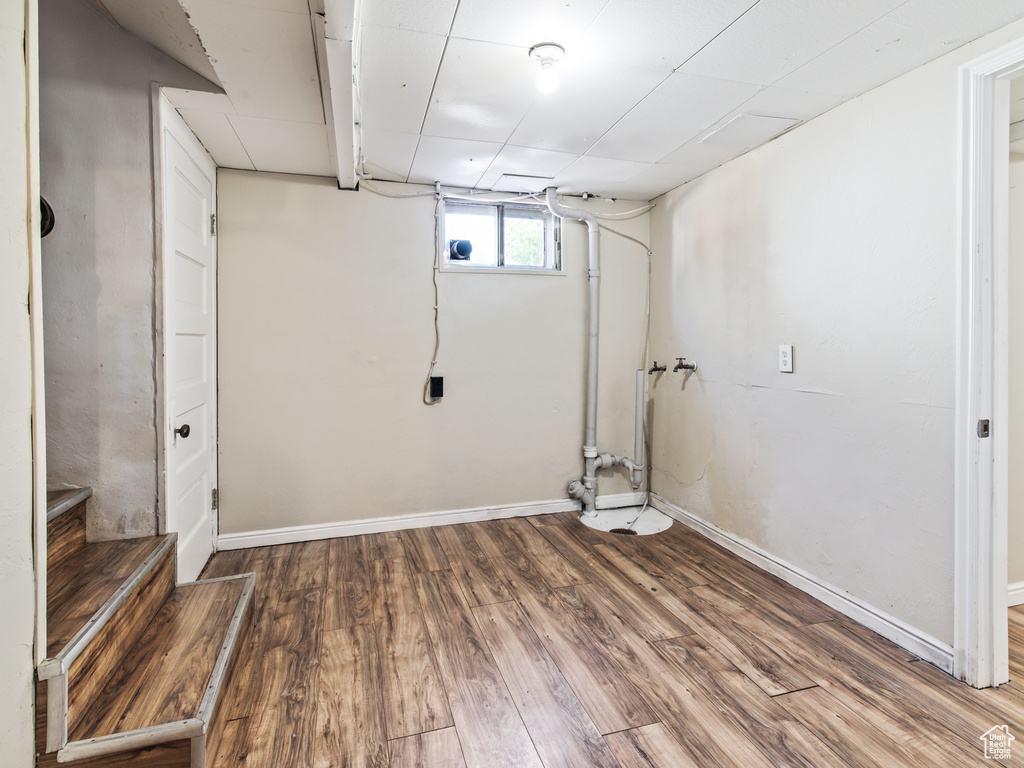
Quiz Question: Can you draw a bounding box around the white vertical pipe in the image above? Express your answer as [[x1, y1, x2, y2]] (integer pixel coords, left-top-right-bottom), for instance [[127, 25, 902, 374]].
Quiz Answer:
[[632, 368, 644, 490], [585, 223, 600, 451], [546, 187, 600, 514]]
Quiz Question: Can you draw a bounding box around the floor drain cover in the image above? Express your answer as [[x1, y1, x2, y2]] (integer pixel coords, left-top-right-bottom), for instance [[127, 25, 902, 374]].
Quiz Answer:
[[609, 528, 638, 536]]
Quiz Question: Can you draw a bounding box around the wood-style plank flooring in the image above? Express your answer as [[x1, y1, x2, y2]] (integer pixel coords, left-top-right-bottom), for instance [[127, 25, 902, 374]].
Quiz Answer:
[[202, 513, 1024, 767]]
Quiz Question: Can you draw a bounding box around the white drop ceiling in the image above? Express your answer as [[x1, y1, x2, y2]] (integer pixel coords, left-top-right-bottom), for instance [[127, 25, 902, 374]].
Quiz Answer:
[[100, 0, 1024, 201]]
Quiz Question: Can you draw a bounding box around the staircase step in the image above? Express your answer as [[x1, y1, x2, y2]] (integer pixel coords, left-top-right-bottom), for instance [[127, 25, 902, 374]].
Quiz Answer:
[[38, 534, 177, 753], [46, 487, 91, 573], [47, 487, 93, 524], [51, 574, 256, 767], [47, 487, 93, 521], [46, 535, 171, 658]]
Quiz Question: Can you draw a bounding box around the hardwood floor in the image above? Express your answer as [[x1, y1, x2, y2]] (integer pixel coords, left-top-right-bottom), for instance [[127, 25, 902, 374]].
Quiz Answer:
[[203, 515, 1024, 767]]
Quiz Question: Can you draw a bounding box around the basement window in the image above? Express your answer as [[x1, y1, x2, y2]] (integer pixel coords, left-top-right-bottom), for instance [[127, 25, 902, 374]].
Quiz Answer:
[[441, 199, 561, 273]]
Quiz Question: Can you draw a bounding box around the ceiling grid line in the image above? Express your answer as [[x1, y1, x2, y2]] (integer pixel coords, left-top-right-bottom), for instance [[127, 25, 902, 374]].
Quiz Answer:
[[117, 0, 1024, 200]]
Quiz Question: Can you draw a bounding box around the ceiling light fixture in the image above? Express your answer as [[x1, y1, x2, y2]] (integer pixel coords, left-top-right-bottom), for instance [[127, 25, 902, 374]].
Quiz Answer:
[[529, 43, 565, 94]]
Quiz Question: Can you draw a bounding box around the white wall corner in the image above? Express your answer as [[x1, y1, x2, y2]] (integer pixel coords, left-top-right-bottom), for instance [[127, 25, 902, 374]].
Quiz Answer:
[[650, 494, 955, 673], [217, 497, 581, 550]]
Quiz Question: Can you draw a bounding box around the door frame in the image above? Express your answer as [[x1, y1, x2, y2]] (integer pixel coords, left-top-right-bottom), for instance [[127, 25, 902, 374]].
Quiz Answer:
[[154, 90, 219, 557], [954, 37, 1024, 688]]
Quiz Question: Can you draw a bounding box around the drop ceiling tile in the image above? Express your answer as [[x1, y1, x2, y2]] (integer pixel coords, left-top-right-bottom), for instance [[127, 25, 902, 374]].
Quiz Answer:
[[576, 0, 758, 71], [360, 25, 447, 134], [658, 137, 743, 173], [509, 57, 671, 155], [360, 127, 420, 181], [163, 88, 237, 114], [587, 73, 761, 163], [734, 85, 845, 121], [180, 0, 324, 123], [450, 0, 608, 49], [421, 38, 539, 143], [177, 109, 255, 170], [774, 25, 942, 97], [227, 115, 334, 176], [551, 156, 651, 195], [883, 0, 1024, 44], [361, 0, 458, 36], [597, 162, 707, 200], [408, 136, 502, 188], [778, 0, 1024, 97], [678, 0, 907, 86], [477, 145, 580, 190]]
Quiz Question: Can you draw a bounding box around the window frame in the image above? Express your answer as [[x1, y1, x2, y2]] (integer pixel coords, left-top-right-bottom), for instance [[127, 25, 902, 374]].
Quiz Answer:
[[439, 198, 563, 275]]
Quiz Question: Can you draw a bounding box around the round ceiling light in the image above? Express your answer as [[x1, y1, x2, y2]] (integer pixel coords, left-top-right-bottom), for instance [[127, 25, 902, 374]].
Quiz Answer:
[[529, 43, 565, 94]]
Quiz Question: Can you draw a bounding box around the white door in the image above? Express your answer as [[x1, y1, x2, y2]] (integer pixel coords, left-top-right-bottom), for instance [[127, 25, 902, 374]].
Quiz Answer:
[[160, 95, 218, 582]]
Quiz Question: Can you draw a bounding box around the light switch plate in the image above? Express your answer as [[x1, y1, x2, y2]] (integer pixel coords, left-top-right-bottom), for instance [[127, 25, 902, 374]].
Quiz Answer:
[[779, 344, 794, 373]]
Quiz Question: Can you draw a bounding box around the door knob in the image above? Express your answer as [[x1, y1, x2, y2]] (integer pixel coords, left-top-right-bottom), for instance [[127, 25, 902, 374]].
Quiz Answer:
[[175, 424, 191, 438]]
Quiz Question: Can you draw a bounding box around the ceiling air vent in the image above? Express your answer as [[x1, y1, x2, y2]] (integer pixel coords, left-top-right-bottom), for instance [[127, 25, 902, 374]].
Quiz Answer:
[[493, 174, 555, 194], [699, 114, 800, 152]]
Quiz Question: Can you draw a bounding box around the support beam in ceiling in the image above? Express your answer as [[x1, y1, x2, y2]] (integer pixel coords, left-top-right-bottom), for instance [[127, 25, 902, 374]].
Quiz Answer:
[[312, 0, 360, 189]]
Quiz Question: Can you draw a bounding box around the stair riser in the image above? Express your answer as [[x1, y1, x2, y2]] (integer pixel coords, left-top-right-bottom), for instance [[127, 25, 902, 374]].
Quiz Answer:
[[47, 500, 86, 573], [69, 550, 176, 733], [36, 739, 191, 768], [203, 598, 254, 767]]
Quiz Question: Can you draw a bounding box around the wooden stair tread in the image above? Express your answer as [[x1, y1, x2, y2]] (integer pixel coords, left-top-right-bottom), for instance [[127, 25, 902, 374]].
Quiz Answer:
[[47, 535, 167, 658], [46, 487, 92, 522], [70, 577, 248, 742]]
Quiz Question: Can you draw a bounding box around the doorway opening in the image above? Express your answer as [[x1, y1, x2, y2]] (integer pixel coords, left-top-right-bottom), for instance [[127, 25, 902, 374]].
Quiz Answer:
[[955, 36, 1024, 688]]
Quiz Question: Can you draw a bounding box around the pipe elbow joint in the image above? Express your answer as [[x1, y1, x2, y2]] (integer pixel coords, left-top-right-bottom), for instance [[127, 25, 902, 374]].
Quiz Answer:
[[567, 479, 595, 510], [617, 459, 644, 490]]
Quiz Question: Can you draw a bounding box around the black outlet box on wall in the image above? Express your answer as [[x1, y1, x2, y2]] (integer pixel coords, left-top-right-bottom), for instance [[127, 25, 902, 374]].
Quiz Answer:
[[429, 376, 444, 400]]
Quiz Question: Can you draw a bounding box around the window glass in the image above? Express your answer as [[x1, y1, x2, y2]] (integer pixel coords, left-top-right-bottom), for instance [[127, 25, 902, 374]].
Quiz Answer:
[[445, 206, 498, 267], [441, 199, 560, 272], [503, 209, 547, 268]]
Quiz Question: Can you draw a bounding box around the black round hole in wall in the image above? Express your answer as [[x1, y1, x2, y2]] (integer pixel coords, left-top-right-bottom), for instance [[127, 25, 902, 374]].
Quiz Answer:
[[40, 197, 55, 238], [449, 239, 472, 260]]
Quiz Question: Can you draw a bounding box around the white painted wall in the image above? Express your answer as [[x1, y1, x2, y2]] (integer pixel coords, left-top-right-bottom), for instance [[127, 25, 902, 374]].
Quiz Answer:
[[39, 0, 216, 539], [217, 171, 650, 535], [1010, 152, 1024, 589], [649, 19, 1024, 647], [1, 0, 40, 761]]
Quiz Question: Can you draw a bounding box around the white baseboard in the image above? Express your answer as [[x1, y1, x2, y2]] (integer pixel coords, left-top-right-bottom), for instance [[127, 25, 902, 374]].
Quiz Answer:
[[651, 493, 955, 673], [1009, 582, 1024, 607], [217, 492, 651, 551], [217, 497, 581, 550]]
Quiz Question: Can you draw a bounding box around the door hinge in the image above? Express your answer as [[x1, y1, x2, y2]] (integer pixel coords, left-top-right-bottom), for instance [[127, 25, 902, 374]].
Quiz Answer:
[[211, 488, 219, 510], [210, 213, 217, 236], [978, 419, 991, 438]]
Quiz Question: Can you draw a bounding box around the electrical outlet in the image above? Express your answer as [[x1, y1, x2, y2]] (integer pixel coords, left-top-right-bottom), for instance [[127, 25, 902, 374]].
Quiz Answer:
[[779, 344, 794, 373]]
